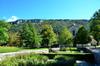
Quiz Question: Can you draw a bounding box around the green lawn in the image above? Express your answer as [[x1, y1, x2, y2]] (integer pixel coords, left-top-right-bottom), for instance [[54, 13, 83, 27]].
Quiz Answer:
[[55, 51, 91, 54], [0, 46, 48, 53], [0, 46, 22, 53]]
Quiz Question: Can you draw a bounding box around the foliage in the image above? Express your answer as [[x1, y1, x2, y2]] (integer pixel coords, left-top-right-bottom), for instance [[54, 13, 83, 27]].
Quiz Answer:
[[0, 54, 48, 66], [19, 23, 42, 48], [59, 27, 73, 46], [0, 20, 11, 29], [0, 20, 10, 45], [74, 26, 91, 46], [0, 28, 9, 45], [41, 24, 57, 47], [90, 9, 100, 44], [54, 55, 75, 66], [8, 32, 20, 46], [60, 47, 77, 51], [91, 25, 100, 44], [0, 53, 76, 66]]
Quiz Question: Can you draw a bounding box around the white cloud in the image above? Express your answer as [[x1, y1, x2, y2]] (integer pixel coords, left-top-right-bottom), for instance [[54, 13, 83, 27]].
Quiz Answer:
[[7, 16, 18, 22]]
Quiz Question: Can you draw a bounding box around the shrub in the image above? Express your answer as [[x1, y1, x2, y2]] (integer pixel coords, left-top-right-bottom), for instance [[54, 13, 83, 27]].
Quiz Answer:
[[0, 54, 48, 66], [60, 47, 66, 51], [54, 55, 75, 66]]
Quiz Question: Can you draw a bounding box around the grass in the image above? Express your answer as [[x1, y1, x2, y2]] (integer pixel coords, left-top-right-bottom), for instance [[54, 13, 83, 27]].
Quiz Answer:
[[55, 51, 91, 54], [0, 46, 22, 53], [0, 53, 76, 66], [96, 45, 100, 48], [66, 47, 77, 51], [0, 46, 48, 53]]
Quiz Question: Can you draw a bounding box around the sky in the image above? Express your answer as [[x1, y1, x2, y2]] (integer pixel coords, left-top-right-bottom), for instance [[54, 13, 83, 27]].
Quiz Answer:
[[0, 0, 100, 21]]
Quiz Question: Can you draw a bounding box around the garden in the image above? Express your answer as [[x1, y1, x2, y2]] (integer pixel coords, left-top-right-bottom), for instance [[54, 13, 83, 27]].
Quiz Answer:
[[0, 9, 99, 66]]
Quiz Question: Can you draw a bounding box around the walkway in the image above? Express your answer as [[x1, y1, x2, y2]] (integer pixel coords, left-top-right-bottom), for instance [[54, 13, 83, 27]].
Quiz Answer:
[[0, 49, 49, 61]]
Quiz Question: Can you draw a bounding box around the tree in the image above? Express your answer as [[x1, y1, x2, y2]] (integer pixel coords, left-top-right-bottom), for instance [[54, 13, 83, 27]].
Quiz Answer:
[[91, 25, 100, 45], [90, 9, 100, 45], [0, 20, 11, 29], [59, 27, 73, 47], [74, 26, 91, 47], [0, 20, 10, 46], [41, 24, 57, 47], [20, 23, 42, 48], [8, 32, 20, 46], [0, 28, 9, 45]]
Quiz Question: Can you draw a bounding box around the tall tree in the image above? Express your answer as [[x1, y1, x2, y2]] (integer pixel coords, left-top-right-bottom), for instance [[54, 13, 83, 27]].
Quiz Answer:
[[0, 28, 9, 45], [59, 27, 73, 47], [20, 23, 42, 48], [90, 9, 100, 45], [74, 26, 91, 47], [41, 24, 57, 47], [0, 20, 10, 46]]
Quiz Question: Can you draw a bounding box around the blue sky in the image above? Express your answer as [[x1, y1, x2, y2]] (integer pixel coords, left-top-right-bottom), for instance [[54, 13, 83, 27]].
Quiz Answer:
[[0, 0, 100, 21]]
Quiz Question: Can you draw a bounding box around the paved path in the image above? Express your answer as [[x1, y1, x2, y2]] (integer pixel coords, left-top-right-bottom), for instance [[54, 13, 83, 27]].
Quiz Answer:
[[0, 49, 49, 61]]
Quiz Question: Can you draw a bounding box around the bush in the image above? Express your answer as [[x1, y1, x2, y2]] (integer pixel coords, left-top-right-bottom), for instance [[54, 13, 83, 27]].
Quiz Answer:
[[54, 55, 75, 66], [0, 54, 48, 66], [60, 47, 66, 51], [0, 54, 76, 66], [60, 47, 78, 51]]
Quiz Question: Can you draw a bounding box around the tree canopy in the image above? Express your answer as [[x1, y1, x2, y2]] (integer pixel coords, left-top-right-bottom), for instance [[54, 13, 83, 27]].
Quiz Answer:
[[74, 26, 90, 45], [90, 9, 100, 45], [59, 27, 73, 46], [41, 24, 57, 47]]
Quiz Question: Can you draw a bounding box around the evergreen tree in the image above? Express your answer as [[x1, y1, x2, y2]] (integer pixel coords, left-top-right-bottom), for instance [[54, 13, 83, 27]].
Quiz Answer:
[[74, 26, 90, 47]]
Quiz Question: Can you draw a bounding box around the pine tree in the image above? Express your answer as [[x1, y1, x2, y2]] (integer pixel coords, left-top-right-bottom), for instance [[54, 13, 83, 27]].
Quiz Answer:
[[74, 26, 90, 47]]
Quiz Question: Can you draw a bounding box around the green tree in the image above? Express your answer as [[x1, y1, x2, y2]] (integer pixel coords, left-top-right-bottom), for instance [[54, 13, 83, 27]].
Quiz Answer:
[[0, 20, 10, 46], [0, 20, 11, 29], [91, 25, 100, 45], [20, 23, 42, 48], [59, 27, 73, 47], [0, 28, 9, 45], [90, 9, 100, 45], [8, 32, 20, 46], [74, 26, 90, 47], [41, 24, 57, 47]]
